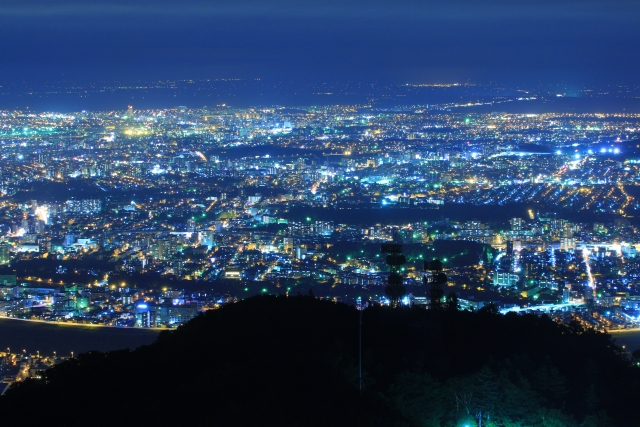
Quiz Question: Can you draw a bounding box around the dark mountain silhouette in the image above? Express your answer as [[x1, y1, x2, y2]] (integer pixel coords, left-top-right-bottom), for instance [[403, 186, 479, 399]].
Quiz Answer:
[[1, 295, 637, 426]]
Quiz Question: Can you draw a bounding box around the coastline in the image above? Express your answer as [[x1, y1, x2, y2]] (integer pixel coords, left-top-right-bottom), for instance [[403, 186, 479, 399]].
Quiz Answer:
[[0, 316, 161, 356]]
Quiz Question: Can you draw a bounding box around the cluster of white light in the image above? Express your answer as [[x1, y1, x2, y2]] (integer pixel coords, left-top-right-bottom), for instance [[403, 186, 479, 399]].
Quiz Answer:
[[35, 205, 49, 225]]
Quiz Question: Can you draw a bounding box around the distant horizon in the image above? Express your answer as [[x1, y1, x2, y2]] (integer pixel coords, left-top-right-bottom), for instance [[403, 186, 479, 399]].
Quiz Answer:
[[2, 76, 639, 89], [1, 78, 640, 113]]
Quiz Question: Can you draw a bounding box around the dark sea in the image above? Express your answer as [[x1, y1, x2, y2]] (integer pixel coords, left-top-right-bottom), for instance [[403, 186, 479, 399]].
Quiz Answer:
[[609, 329, 640, 352], [0, 318, 160, 357]]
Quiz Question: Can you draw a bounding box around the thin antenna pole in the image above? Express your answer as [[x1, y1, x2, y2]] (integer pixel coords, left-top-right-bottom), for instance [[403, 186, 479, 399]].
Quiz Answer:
[[359, 306, 363, 393]]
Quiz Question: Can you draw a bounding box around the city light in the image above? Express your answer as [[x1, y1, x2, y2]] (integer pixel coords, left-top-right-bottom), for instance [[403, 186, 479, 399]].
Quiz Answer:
[[0, 98, 636, 334]]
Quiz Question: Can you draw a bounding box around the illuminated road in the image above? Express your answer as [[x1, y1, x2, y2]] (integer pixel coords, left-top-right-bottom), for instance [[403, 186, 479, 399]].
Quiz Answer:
[[0, 315, 161, 330], [580, 245, 596, 298], [499, 302, 585, 314]]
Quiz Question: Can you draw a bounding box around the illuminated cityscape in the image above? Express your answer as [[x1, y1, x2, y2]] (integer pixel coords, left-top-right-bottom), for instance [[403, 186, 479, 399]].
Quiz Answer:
[[0, 94, 638, 335]]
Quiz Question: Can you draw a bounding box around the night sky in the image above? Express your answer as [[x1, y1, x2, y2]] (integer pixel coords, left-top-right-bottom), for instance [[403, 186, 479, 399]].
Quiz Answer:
[[1, 0, 639, 85]]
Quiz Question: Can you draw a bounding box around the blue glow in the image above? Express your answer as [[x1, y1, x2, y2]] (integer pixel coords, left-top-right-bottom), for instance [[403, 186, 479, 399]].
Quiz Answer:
[[137, 304, 148, 309]]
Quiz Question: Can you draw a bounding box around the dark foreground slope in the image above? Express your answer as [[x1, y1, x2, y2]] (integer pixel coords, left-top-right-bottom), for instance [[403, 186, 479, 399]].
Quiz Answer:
[[1, 296, 638, 427]]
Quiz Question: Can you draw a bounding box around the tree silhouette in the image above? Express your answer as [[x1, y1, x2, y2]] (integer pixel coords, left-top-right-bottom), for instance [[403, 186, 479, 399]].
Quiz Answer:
[[473, 365, 499, 426], [445, 291, 459, 312]]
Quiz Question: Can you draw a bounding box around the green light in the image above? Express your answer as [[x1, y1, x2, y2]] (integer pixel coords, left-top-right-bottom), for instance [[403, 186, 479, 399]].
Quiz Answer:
[[262, 288, 267, 293], [306, 217, 311, 222], [244, 288, 248, 291]]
